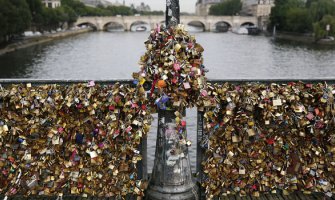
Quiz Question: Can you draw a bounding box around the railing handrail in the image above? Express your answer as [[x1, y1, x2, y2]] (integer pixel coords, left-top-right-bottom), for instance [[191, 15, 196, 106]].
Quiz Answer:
[[1, 78, 335, 84], [0, 79, 134, 84]]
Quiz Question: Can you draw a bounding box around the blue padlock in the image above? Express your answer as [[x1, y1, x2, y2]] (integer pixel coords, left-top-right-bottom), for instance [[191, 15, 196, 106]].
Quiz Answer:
[[75, 132, 84, 145]]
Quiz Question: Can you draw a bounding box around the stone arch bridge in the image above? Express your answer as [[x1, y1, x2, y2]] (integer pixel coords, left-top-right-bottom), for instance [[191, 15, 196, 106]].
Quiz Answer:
[[75, 15, 258, 31]]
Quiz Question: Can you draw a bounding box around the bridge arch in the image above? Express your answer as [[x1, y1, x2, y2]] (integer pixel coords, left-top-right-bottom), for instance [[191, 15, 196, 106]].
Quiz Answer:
[[186, 21, 206, 32], [103, 21, 125, 32], [213, 21, 232, 32], [75, 16, 259, 32], [130, 21, 150, 32], [240, 21, 256, 27], [77, 22, 98, 31]]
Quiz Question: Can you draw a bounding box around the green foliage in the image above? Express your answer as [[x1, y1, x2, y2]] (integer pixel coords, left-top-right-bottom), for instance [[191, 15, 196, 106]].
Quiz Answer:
[[269, 0, 305, 31], [309, 0, 335, 22], [145, 10, 164, 15], [0, 0, 81, 43], [286, 8, 311, 33], [209, 0, 242, 16], [313, 15, 335, 40], [61, 0, 163, 17], [0, 0, 32, 41], [63, 5, 77, 25], [26, 0, 44, 17], [137, 10, 164, 16], [105, 6, 134, 16], [305, 0, 317, 7], [26, 0, 44, 30], [42, 7, 59, 31], [10, 0, 32, 33], [61, 0, 135, 16], [0, 12, 8, 40], [26, 0, 78, 31], [269, 0, 335, 36], [61, 0, 86, 11]]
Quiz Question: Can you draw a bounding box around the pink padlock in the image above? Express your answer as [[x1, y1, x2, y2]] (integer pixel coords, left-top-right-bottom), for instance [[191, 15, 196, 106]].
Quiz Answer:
[[173, 63, 181, 71]]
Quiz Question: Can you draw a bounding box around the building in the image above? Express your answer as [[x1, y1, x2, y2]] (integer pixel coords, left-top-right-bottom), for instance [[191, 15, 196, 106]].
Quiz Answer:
[[136, 2, 151, 12], [42, 0, 61, 8], [196, 0, 273, 16], [196, 0, 224, 16], [240, 0, 273, 16]]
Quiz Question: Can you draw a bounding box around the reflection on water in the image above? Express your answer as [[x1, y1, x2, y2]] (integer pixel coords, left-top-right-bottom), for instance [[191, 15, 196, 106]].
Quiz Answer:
[[186, 25, 204, 32], [130, 23, 151, 32], [105, 22, 124, 32], [0, 45, 46, 78]]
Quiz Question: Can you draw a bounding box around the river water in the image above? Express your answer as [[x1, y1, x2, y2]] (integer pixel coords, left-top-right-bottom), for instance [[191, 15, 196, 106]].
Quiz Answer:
[[1, 31, 335, 172]]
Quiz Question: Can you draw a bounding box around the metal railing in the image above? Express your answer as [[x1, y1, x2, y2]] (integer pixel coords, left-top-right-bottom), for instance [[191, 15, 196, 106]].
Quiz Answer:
[[1, 78, 335, 200]]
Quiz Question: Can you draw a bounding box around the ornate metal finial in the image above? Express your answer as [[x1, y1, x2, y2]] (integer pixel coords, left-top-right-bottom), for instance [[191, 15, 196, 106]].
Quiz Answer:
[[166, 0, 180, 28]]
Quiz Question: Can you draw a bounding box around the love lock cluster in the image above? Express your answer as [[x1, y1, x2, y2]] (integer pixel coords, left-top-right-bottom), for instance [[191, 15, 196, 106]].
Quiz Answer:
[[133, 24, 208, 110], [0, 83, 152, 199], [133, 24, 208, 144], [200, 82, 335, 199]]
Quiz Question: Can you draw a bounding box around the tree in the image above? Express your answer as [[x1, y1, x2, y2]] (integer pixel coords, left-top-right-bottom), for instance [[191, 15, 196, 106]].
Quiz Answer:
[[269, 0, 305, 31], [106, 6, 134, 16], [42, 7, 63, 31], [313, 15, 335, 40], [209, 0, 242, 16], [309, 0, 335, 22], [26, 0, 44, 31], [0, 12, 8, 42], [269, 0, 335, 39], [0, 0, 10, 40], [306, 0, 317, 7], [0, 0, 80, 43], [9, 0, 32, 35], [26, 0, 44, 16], [140, 10, 164, 16], [27, 0, 78, 32], [55, 7, 69, 28], [286, 8, 312, 33], [63, 5, 78, 26], [0, 0, 31, 41], [61, 0, 87, 16]]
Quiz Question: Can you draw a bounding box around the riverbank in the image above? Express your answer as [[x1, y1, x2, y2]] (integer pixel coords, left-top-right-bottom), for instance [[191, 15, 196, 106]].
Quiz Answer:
[[274, 32, 335, 45], [0, 28, 92, 56]]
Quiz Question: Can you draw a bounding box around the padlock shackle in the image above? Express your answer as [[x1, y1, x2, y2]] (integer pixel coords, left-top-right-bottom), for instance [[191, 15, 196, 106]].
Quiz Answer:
[[166, 0, 180, 28]]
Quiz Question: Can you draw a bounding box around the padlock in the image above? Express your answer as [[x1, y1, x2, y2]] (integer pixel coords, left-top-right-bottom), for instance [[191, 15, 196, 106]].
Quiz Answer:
[[239, 166, 246, 175]]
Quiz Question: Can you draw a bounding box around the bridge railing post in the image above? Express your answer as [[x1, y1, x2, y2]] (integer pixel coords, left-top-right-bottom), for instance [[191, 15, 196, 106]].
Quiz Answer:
[[146, 109, 198, 200], [165, 0, 180, 27], [196, 110, 205, 199], [146, 1, 199, 199]]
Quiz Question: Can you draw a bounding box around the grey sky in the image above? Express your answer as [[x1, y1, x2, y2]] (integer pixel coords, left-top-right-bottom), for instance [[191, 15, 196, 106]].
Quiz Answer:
[[109, 0, 197, 13]]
